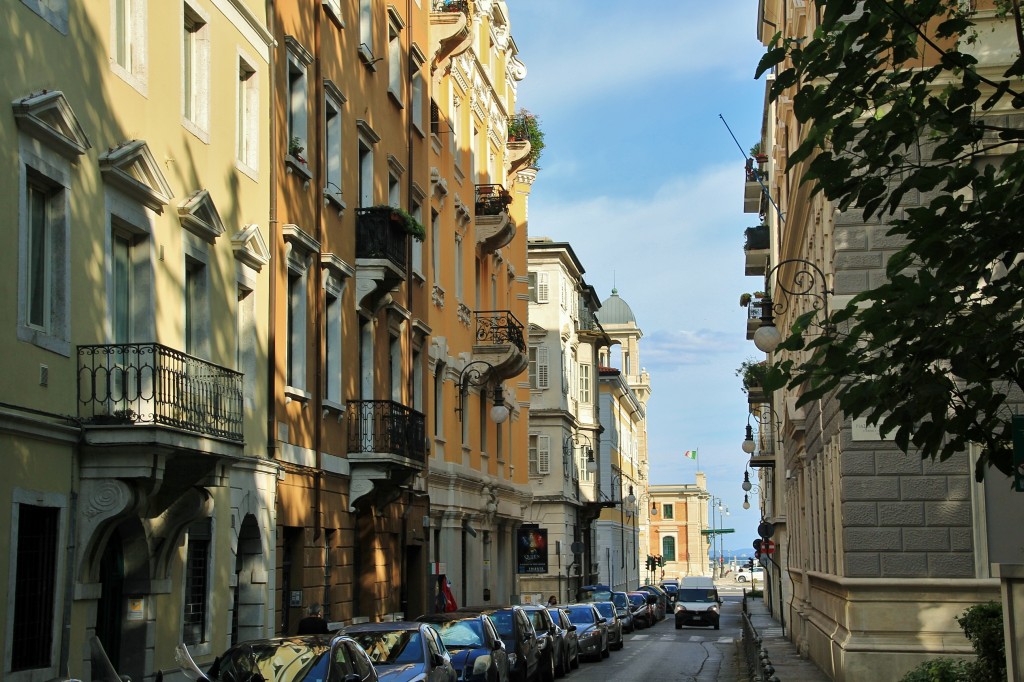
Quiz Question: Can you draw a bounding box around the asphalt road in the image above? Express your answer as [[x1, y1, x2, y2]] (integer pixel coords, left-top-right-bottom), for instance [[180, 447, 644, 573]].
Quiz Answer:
[[566, 590, 746, 682]]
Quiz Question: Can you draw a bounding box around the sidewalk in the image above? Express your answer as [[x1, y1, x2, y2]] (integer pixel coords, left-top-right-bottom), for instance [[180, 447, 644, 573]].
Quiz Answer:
[[743, 598, 832, 681]]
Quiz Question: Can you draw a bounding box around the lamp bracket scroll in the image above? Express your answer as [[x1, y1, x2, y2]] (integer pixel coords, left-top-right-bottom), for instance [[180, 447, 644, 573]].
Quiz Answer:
[[455, 360, 509, 423], [755, 258, 834, 353]]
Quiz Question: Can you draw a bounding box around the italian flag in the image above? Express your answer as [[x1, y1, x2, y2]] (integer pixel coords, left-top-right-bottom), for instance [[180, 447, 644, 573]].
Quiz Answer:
[[684, 450, 698, 460]]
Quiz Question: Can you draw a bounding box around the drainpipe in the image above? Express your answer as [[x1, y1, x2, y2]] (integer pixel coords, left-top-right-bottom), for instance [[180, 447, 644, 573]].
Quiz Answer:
[[312, 32, 324, 542], [266, 0, 279, 463]]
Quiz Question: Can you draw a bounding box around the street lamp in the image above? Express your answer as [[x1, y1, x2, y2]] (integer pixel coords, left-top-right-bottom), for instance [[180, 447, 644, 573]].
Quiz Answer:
[[754, 258, 834, 353], [563, 433, 596, 473], [454, 360, 509, 423], [743, 405, 783, 460]]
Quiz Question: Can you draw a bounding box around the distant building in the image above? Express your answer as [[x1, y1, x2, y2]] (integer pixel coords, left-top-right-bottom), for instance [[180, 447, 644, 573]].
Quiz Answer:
[[649, 476, 710, 581]]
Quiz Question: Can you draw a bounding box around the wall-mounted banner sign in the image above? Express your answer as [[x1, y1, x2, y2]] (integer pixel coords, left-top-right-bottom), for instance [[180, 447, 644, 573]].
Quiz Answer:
[[516, 526, 548, 574]]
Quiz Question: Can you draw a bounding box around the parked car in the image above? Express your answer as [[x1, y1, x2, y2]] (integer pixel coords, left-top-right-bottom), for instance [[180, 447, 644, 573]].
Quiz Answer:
[[520, 605, 560, 682], [637, 585, 668, 621], [471, 606, 539, 682], [658, 580, 679, 605], [674, 585, 722, 630], [563, 603, 608, 662], [592, 601, 623, 651], [736, 567, 765, 583], [343, 621, 456, 682], [547, 607, 580, 673], [611, 591, 635, 633], [417, 612, 511, 682], [626, 592, 654, 629], [575, 584, 612, 603], [196, 635, 378, 682]]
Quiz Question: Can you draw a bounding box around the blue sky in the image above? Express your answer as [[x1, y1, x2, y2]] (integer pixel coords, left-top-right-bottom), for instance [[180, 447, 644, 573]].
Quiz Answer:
[[510, 0, 768, 552]]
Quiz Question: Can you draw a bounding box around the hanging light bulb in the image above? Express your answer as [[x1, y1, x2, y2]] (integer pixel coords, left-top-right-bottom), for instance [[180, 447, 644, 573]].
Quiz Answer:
[[742, 471, 752, 492], [742, 424, 756, 454], [743, 494, 750, 510]]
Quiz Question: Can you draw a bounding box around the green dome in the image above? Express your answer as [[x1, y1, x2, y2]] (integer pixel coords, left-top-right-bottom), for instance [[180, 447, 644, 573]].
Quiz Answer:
[[600, 288, 636, 325]]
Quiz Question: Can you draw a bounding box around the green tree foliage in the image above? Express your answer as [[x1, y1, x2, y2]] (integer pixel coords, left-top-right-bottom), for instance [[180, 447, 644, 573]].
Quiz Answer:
[[755, 0, 1024, 479]]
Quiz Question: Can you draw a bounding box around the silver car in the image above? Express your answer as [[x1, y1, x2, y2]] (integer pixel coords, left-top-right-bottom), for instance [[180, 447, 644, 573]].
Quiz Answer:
[[592, 601, 623, 650]]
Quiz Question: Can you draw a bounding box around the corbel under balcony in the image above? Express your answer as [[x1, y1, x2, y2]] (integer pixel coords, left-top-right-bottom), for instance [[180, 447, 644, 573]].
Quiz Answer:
[[505, 140, 532, 175], [429, 5, 472, 75], [476, 212, 514, 254]]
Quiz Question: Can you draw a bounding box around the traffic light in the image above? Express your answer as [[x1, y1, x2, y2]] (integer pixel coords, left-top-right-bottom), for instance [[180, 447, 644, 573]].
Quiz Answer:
[[645, 555, 654, 570], [658, 555, 665, 567], [746, 558, 754, 570]]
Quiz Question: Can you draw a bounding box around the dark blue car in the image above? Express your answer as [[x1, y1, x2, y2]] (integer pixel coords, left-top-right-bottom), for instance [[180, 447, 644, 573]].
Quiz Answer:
[[418, 612, 510, 682]]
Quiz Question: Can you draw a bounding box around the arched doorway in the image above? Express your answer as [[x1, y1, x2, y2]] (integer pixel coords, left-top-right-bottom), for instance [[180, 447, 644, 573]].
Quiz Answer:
[[94, 520, 151, 682], [232, 514, 265, 644]]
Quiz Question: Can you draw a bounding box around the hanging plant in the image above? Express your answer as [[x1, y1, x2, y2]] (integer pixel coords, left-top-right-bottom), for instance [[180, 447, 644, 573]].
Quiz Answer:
[[507, 109, 545, 167], [371, 205, 426, 241]]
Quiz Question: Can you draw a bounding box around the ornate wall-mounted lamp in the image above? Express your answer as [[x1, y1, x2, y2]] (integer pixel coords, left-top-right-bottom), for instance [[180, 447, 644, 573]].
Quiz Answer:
[[754, 258, 834, 353], [564, 433, 596, 473], [455, 360, 509, 423]]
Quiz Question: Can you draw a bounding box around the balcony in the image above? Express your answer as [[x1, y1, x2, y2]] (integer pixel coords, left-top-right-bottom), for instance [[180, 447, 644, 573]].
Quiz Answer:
[[78, 343, 243, 442], [355, 207, 409, 311], [472, 310, 528, 381], [744, 163, 765, 214], [346, 400, 426, 509], [429, 0, 472, 73], [475, 184, 515, 254], [746, 299, 764, 340], [744, 225, 769, 276]]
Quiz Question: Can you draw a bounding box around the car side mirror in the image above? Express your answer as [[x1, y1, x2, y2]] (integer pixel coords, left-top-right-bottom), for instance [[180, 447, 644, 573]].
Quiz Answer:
[[432, 653, 446, 667], [597, 617, 607, 624], [568, 624, 577, 632], [492, 639, 504, 652]]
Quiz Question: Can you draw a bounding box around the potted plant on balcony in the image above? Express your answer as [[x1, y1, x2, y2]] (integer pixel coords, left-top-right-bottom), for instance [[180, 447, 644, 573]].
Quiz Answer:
[[736, 359, 768, 397], [507, 109, 545, 167], [370, 205, 426, 241], [288, 136, 307, 165], [750, 142, 768, 164], [745, 224, 770, 250]]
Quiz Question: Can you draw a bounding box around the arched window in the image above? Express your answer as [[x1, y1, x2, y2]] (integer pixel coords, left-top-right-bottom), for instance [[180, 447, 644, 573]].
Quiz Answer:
[[662, 536, 676, 562]]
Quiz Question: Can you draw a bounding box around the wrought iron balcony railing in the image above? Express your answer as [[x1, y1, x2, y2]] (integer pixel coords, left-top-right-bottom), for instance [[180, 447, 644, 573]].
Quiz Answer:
[[78, 343, 243, 441], [474, 184, 512, 217], [355, 207, 410, 270], [347, 400, 426, 463], [474, 310, 525, 352]]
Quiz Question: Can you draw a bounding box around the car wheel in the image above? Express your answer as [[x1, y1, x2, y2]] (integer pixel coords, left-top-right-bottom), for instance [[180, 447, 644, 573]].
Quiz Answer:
[[571, 647, 579, 670], [600, 640, 609, 659], [714, 623, 720, 630], [675, 622, 682, 630], [545, 652, 556, 682]]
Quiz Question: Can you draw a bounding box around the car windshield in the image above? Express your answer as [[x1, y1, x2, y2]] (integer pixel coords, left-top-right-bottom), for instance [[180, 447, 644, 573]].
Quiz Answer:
[[426, 620, 484, 649], [611, 593, 628, 609], [661, 584, 678, 593], [208, 640, 332, 682], [546, 608, 563, 624], [678, 589, 717, 603], [594, 602, 614, 619], [487, 611, 515, 638], [627, 594, 646, 607], [565, 607, 594, 625], [348, 630, 422, 665]]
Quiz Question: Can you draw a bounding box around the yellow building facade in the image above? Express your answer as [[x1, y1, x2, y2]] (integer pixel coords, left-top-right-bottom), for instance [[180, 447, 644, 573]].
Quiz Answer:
[[1, 1, 276, 680]]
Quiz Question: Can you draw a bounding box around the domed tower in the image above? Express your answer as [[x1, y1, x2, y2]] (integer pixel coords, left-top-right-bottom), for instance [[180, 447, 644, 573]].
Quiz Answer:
[[598, 288, 650, 406]]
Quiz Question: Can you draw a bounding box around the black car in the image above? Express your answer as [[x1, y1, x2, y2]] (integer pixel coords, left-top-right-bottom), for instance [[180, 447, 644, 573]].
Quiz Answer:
[[343, 621, 457, 682], [626, 592, 653, 629], [562, 603, 608, 662], [592, 602, 623, 651], [417, 611, 511, 682], [199, 635, 378, 682], [611, 591, 634, 633], [520, 605, 560, 681], [468, 606, 539, 682], [546, 607, 579, 674]]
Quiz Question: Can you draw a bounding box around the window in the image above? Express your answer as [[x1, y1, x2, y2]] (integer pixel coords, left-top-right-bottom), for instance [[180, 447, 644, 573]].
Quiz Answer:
[[184, 254, 210, 358], [22, 0, 68, 34], [19, 156, 70, 355], [356, 120, 380, 208], [579, 363, 590, 403], [237, 285, 257, 410], [663, 504, 674, 520], [450, 95, 460, 157], [433, 360, 445, 437], [387, 18, 403, 105], [324, 289, 342, 405], [529, 434, 549, 475], [536, 272, 549, 303], [430, 209, 440, 285], [662, 536, 676, 563], [410, 46, 426, 135], [411, 200, 423, 277], [183, 519, 212, 646], [111, 0, 147, 91], [285, 38, 313, 166], [454, 235, 463, 300], [11, 504, 59, 672], [236, 55, 258, 172], [358, 0, 373, 63], [529, 346, 548, 389], [282, 225, 319, 397], [182, 2, 210, 137], [389, 334, 401, 401], [324, 81, 345, 205]]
